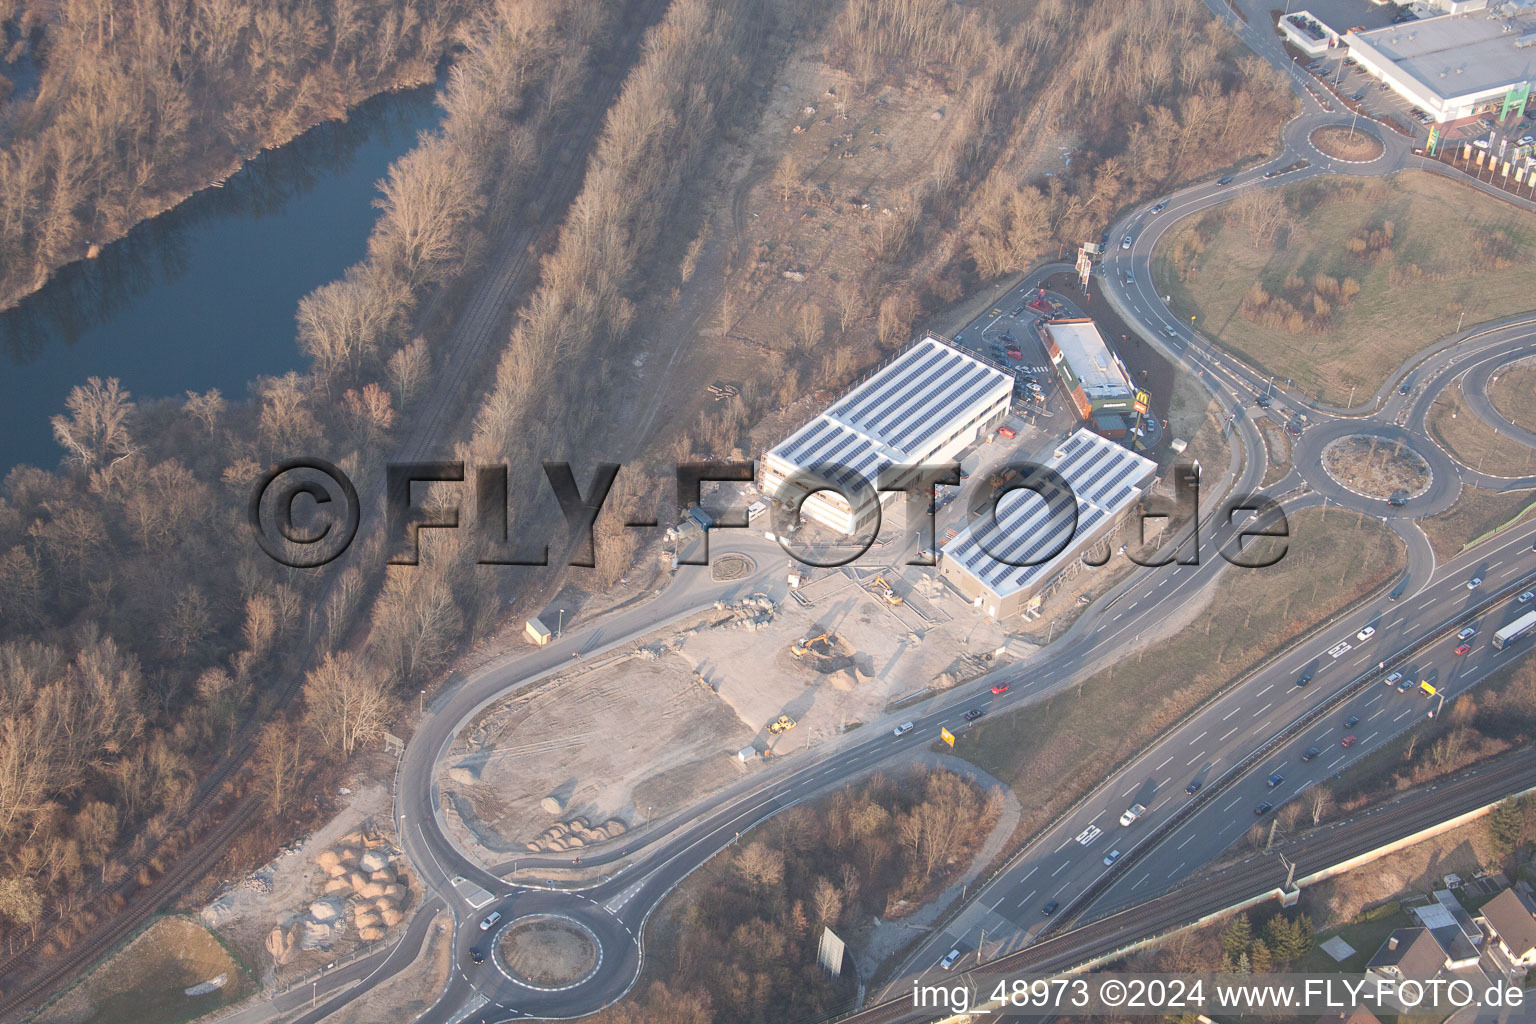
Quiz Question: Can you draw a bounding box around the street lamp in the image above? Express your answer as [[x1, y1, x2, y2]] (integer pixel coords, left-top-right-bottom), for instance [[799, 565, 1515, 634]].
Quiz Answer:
[[419, 689, 425, 714], [558, 608, 565, 638]]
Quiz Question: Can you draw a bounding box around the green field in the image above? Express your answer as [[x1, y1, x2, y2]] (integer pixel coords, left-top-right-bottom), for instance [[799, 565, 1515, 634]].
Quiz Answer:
[[1154, 171, 1536, 406]]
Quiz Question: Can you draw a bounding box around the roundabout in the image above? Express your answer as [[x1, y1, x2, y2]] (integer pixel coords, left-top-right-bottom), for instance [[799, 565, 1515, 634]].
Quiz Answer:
[[1308, 124, 1385, 163], [496, 913, 603, 991], [1320, 433, 1431, 501]]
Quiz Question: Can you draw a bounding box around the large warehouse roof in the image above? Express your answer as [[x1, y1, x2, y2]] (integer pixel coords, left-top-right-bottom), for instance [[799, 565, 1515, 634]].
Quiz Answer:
[[766, 337, 1012, 487], [941, 430, 1155, 600], [1350, 12, 1536, 102], [1046, 319, 1133, 399]]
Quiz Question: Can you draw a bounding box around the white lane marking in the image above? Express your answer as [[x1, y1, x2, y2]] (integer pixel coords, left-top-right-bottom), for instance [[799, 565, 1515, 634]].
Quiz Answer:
[[1256, 683, 1274, 697], [1222, 706, 1241, 721], [1253, 701, 1274, 717], [1189, 730, 1207, 745], [1019, 865, 1038, 883], [1052, 860, 1071, 876], [1223, 795, 1243, 812], [1156, 755, 1174, 770], [1220, 725, 1240, 741], [1178, 833, 1198, 850]]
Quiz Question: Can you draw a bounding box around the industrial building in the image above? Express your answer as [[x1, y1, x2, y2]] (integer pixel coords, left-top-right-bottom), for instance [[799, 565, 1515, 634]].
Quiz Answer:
[[1041, 318, 1141, 439], [938, 429, 1158, 619], [1346, 8, 1536, 124], [760, 336, 1013, 534]]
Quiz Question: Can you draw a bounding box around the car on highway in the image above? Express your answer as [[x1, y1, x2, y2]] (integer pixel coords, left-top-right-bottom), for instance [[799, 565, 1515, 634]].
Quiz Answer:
[[893, 721, 915, 737], [1397, 676, 1414, 693], [1266, 773, 1284, 788], [1124, 270, 1134, 284], [1122, 234, 1132, 249], [1186, 780, 1202, 795], [1458, 626, 1477, 641], [1217, 175, 1234, 185], [1152, 201, 1167, 213], [1255, 392, 1272, 407], [1455, 643, 1472, 656], [1384, 671, 1404, 687], [1341, 735, 1358, 747], [964, 708, 985, 721], [1042, 900, 1060, 916], [1522, 591, 1535, 603], [1103, 849, 1123, 866], [1344, 715, 1360, 728], [997, 426, 1016, 440], [1163, 325, 1178, 338], [992, 682, 1010, 694], [470, 947, 486, 964], [1468, 576, 1484, 590], [480, 911, 502, 931], [1357, 625, 1375, 642], [1119, 803, 1146, 826], [939, 948, 962, 970], [1296, 672, 1313, 688], [1302, 746, 1322, 761], [1254, 802, 1274, 816]]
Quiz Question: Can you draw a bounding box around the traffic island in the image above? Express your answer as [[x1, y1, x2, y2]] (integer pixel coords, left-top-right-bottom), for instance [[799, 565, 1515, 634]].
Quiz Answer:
[[1320, 434, 1430, 502], [1309, 125, 1384, 163], [498, 914, 601, 988]]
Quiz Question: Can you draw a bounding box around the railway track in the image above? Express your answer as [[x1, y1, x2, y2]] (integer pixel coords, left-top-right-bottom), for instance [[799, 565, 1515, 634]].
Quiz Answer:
[[0, 4, 673, 1019], [831, 745, 1536, 1024]]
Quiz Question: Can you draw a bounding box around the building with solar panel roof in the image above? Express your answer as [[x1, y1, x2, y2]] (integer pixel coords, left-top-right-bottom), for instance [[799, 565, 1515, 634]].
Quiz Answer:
[[938, 429, 1156, 619], [760, 336, 1013, 535]]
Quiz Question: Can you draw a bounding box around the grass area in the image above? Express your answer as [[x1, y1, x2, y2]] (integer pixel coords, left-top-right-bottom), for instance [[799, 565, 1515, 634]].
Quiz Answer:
[[1417, 484, 1536, 560], [952, 507, 1403, 834], [36, 916, 254, 1024], [1427, 386, 1536, 477], [1297, 901, 1411, 974], [1487, 362, 1536, 435], [1154, 171, 1536, 405]]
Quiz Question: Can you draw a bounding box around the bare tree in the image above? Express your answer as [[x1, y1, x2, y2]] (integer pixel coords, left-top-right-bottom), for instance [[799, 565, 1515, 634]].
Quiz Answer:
[[50, 377, 137, 472], [302, 651, 392, 758]]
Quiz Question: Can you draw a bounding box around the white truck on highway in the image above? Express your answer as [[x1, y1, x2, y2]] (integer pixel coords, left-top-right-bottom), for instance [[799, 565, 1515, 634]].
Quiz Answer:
[[1118, 803, 1147, 826]]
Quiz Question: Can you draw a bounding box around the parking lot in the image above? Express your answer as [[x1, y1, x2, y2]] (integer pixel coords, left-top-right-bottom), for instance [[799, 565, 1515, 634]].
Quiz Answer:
[[1304, 51, 1425, 139], [951, 281, 1065, 427]]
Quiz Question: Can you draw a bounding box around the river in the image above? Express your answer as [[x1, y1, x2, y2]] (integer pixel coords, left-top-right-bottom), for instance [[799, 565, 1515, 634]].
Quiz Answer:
[[0, 82, 444, 474]]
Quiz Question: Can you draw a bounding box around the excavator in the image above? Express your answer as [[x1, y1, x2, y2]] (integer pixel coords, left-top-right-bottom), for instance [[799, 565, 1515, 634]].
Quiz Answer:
[[870, 573, 904, 606], [792, 632, 831, 657]]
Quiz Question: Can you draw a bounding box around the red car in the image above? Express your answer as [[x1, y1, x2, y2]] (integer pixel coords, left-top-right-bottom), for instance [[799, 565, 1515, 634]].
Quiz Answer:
[[1006, 346, 1023, 359], [1341, 735, 1358, 748], [1454, 643, 1472, 656], [997, 426, 1017, 439], [992, 683, 1010, 694]]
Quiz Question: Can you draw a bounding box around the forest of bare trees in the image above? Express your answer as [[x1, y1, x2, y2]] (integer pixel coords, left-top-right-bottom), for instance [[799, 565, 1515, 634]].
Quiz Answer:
[[0, 0, 482, 310], [0, 0, 623, 962], [588, 769, 1001, 1024]]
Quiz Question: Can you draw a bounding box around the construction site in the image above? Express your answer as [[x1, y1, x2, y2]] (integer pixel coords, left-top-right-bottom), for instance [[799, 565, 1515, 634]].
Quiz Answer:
[[436, 567, 1018, 865]]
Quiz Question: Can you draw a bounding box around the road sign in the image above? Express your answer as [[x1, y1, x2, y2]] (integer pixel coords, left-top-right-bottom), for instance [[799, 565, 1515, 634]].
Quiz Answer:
[[817, 927, 846, 978], [940, 726, 956, 747], [1420, 681, 1437, 697]]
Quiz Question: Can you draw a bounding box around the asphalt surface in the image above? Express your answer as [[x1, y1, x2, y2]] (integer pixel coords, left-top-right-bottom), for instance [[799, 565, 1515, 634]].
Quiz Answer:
[[267, 0, 1536, 1019]]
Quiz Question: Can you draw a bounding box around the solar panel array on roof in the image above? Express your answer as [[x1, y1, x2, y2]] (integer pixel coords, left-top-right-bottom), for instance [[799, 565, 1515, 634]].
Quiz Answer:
[[941, 429, 1155, 599], [766, 338, 1012, 487]]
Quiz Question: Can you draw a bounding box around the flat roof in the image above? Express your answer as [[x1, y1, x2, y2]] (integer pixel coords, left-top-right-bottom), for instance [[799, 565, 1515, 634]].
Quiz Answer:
[[940, 429, 1156, 600], [1045, 319, 1133, 399], [765, 336, 1012, 489], [1351, 12, 1536, 101]]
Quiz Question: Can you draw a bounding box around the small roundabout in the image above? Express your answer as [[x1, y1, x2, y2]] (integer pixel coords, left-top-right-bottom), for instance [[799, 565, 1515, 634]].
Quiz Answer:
[[1320, 433, 1432, 502], [495, 912, 604, 991], [1309, 124, 1385, 163]]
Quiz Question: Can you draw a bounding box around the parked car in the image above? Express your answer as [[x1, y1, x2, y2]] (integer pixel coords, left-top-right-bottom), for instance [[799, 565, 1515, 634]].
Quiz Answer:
[[1357, 626, 1376, 642], [893, 721, 915, 737], [480, 911, 503, 931], [1302, 746, 1321, 761], [1341, 735, 1358, 747], [997, 426, 1017, 440], [1103, 849, 1123, 866], [1474, 138, 1491, 150], [1520, 134, 1535, 146], [992, 683, 1010, 694], [1007, 346, 1023, 359], [940, 948, 962, 970], [1455, 643, 1472, 656]]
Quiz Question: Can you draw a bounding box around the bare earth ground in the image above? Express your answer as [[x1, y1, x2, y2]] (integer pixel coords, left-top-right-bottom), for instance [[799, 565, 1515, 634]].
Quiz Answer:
[[1486, 360, 1536, 436], [1320, 434, 1430, 499], [1428, 385, 1536, 478], [444, 575, 1017, 857], [36, 916, 253, 1024], [499, 919, 597, 985], [197, 780, 406, 985], [1157, 171, 1536, 405], [1418, 485, 1536, 561], [278, 915, 454, 1024]]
